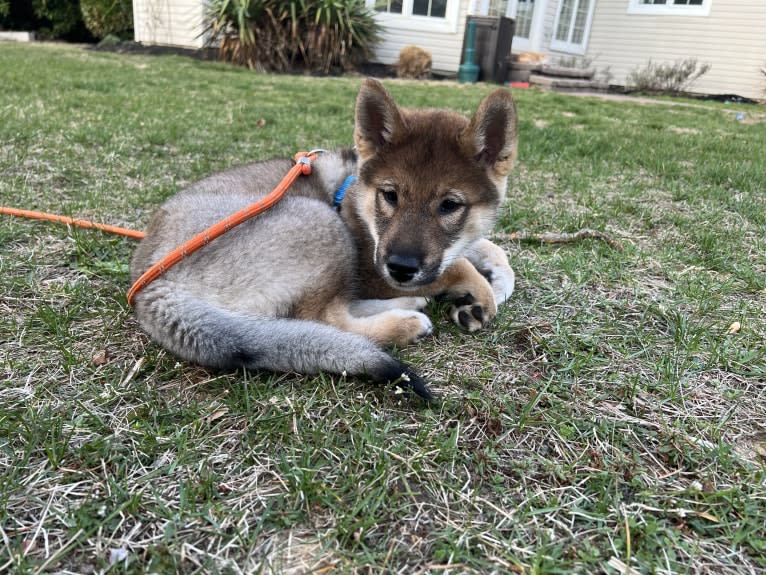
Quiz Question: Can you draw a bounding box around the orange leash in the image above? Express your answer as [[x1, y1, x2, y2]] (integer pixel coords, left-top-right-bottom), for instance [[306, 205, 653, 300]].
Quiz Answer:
[[126, 151, 316, 305], [0, 206, 146, 240], [1, 151, 318, 306]]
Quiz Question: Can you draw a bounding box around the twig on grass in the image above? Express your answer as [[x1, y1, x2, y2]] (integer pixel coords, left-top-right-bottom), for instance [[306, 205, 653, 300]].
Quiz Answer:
[[495, 228, 625, 251]]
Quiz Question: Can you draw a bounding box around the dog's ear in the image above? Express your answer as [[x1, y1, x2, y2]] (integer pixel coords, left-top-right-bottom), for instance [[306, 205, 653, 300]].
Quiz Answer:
[[464, 89, 518, 178], [354, 79, 405, 160]]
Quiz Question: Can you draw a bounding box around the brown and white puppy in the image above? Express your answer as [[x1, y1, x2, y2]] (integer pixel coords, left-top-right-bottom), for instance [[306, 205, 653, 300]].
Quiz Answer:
[[130, 79, 518, 400]]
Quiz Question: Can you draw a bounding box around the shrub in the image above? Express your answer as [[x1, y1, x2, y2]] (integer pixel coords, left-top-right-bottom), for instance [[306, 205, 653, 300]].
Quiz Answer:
[[1, 0, 92, 41], [626, 58, 711, 94], [79, 0, 132, 39], [33, 0, 83, 37], [206, 0, 381, 74]]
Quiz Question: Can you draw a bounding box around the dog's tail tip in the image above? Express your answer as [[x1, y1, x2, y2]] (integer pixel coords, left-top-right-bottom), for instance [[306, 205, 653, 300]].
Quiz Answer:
[[384, 362, 436, 403]]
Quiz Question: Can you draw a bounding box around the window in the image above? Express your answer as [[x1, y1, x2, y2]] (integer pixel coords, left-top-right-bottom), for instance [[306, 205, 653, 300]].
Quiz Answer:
[[376, 1, 403, 14], [628, 0, 711, 16], [369, 0, 459, 32], [550, 0, 595, 54], [413, 0, 447, 18], [515, 0, 536, 40]]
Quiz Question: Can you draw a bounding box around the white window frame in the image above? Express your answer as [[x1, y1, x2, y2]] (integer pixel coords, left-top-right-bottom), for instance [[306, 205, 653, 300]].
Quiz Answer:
[[627, 0, 712, 17], [366, 0, 461, 33], [550, 0, 596, 55]]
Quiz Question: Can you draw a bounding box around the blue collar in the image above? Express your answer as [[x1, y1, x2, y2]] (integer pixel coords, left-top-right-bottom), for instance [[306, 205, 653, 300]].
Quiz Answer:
[[332, 175, 356, 211]]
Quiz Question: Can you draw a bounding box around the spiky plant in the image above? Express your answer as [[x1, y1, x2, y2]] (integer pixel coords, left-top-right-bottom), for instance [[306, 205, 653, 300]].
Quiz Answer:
[[205, 0, 380, 73]]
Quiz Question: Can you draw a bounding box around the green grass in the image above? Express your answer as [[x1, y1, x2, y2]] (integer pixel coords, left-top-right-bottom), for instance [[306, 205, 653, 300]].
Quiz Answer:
[[1, 42, 765, 574]]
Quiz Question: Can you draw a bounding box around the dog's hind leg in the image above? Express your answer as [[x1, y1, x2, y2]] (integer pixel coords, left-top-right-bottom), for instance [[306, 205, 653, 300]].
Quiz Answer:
[[321, 298, 432, 347]]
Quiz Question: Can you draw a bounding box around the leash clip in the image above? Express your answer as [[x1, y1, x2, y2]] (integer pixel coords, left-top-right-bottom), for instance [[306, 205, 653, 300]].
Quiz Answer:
[[294, 149, 325, 175]]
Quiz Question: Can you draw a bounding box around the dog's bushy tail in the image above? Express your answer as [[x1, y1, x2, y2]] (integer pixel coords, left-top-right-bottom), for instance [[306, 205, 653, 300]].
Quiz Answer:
[[133, 284, 433, 401]]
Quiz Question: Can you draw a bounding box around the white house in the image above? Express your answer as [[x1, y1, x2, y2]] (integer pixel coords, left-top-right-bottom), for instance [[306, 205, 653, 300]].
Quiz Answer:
[[511, 0, 766, 100], [132, 0, 766, 100]]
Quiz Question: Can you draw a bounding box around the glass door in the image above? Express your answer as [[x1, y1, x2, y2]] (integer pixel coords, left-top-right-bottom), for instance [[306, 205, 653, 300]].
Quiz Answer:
[[505, 0, 543, 52]]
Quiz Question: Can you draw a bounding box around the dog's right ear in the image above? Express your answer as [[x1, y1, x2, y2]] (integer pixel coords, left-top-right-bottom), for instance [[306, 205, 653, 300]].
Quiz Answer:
[[354, 79, 405, 160], [463, 88, 518, 182]]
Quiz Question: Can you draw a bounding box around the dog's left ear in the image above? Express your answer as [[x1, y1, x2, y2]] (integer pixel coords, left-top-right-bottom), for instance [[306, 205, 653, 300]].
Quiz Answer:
[[464, 89, 518, 179]]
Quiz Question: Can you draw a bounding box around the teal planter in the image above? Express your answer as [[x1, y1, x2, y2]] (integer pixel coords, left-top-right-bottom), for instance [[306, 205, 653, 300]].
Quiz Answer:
[[458, 20, 480, 84]]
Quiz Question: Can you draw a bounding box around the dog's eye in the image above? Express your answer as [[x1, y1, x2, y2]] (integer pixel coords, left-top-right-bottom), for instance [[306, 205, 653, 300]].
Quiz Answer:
[[380, 189, 398, 207], [439, 198, 463, 215]]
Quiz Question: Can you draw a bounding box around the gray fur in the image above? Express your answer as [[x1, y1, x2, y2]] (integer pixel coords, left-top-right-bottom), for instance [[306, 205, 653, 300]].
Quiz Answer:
[[130, 151, 429, 397]]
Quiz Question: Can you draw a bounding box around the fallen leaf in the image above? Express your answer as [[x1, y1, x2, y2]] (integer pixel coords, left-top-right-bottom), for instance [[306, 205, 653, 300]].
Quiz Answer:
[[256, 117, 267, 128], [92, 349, 111, 366], [727, 321, 741, 334], [22, 538, 36, 554], [204, 408, 228, 424]]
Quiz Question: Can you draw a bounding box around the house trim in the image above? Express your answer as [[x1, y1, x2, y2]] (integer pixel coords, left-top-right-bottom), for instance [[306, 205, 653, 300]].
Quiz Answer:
[[627, 0, 712, 18]]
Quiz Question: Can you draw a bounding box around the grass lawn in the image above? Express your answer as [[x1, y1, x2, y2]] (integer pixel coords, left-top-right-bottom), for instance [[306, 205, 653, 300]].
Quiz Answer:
[[1, 42, 765, 574]]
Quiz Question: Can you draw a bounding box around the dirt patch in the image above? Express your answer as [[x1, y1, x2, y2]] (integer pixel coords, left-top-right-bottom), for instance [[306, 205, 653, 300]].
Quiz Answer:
[[88, 41, 219, 61], [88, 41, 401, 79], [668, 126, 701, 135]]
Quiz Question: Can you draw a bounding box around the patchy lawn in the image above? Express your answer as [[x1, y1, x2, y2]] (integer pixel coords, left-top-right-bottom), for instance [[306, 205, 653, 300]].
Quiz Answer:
[[1, 42, 765, 574]]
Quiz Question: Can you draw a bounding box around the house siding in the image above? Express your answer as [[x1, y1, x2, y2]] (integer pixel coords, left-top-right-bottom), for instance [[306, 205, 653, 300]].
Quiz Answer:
[[371, 0, 471, 73], [132, 0, 206, 48], [549, 0, 766, 100]]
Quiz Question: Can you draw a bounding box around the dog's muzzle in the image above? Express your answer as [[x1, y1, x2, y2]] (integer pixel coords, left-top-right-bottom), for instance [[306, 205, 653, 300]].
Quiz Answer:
[[385, 254, 422, 284]]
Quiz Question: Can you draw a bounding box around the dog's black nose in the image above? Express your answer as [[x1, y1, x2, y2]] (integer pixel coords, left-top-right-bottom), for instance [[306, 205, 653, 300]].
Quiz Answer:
[[386, 254, 421, 283]]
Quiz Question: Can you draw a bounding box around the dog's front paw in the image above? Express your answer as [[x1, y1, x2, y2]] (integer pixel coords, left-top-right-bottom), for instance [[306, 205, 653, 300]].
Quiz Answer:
[[448, 292, 496, 333], [466, 239, 516, 307], [476, 259, 516, 305], [480, 262, 515, 306]]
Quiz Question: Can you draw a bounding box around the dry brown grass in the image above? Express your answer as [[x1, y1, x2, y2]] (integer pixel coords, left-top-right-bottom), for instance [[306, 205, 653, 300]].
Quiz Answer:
[[1, 42, 765, 574]]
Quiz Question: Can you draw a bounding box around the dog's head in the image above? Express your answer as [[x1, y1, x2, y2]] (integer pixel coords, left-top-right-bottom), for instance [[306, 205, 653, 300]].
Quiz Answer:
[[352, 78, 518, 289]]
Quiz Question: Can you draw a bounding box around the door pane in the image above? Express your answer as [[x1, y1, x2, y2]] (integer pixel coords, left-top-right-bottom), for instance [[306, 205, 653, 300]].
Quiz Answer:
[[515, 0, 535, 39], [555, 0, 592, 46], [555, 0, 574, 42], [571, 0, 590, 44]]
